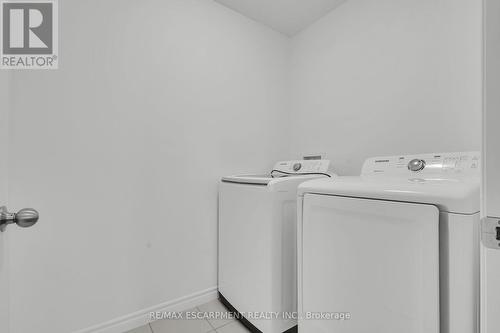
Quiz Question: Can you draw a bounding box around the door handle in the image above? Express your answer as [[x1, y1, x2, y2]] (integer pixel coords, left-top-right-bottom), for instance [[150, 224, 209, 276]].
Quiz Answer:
[[0, 206, 39, 232]]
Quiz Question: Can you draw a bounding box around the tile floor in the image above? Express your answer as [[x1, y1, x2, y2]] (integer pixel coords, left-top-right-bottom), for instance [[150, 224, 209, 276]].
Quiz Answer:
[[126, 299, 251, 333]]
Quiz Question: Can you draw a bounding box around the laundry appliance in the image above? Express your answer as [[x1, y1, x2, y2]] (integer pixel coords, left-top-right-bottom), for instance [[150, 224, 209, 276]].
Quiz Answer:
[[297, 152, 480, 333], [219, 160, 333, 333]]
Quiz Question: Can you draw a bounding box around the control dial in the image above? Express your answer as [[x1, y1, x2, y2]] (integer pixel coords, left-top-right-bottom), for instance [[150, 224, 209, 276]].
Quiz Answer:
[[408, 159, 426, 172]]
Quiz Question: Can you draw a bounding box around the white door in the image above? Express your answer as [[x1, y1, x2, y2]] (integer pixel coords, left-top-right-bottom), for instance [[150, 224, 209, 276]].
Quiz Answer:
[[483, 0, 500, 332], [0, 70, 11, 333], [299, 194, 440, 333], [0, 232, 8, 333], [0, 224, 8, 333], [0, 67, 39, 333], [480, 245, 500, 332]]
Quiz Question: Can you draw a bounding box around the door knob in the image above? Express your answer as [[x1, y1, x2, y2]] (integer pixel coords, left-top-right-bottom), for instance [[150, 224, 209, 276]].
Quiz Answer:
[[0, 206, 39, 232]]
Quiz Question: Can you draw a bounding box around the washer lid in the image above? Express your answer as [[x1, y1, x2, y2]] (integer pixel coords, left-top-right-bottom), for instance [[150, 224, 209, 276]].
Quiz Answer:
[[222, 160, 333, 186], [298, 175, 479, 214], [221, 175, 275, 185], [222, 174, 331, 189]]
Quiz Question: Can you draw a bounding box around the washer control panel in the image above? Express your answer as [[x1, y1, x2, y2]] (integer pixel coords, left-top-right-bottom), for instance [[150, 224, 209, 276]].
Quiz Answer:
[[361, 152, 480, 176], [273, 160, 330, 175]]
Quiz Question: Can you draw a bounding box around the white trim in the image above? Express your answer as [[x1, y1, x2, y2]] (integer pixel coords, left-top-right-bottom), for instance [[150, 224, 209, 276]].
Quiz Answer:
[[73, 287, 218, 333]]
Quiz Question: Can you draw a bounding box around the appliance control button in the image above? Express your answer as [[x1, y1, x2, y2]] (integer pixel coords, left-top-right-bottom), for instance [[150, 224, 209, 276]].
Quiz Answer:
[[293, 163, 302, 172], [408, 159, 426, 172]]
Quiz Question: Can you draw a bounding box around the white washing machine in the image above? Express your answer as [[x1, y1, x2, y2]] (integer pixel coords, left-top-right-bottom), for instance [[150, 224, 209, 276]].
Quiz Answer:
[[297, 152, 480, 333], [219, 160, 333, 333]]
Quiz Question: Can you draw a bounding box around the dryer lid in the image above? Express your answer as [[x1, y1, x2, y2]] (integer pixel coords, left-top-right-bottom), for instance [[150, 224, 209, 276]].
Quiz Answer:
[[298, 152, 480, 214]]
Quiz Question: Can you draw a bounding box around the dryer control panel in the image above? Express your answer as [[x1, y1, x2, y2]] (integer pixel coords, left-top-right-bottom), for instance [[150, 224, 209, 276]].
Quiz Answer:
[[361, 152, 480, 176], [273, 160, 330, 175]]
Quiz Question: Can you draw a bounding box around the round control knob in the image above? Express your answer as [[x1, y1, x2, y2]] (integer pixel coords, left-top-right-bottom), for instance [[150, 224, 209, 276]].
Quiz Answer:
[[408, 159, 426, 172], [15, 208, 39, 228], [293, 163, 302, 172]]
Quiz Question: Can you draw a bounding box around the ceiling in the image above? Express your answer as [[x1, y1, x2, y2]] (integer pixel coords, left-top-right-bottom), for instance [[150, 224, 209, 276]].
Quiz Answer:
[[214, 0, 347, 36]]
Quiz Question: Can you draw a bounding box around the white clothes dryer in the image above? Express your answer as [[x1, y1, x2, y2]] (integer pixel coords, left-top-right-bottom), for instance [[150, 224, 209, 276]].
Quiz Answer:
[[297, 152, 480, 333]]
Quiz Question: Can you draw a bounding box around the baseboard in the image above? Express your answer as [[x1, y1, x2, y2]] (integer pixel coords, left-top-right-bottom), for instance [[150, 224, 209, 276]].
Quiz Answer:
[[73, 287, 218, 333]]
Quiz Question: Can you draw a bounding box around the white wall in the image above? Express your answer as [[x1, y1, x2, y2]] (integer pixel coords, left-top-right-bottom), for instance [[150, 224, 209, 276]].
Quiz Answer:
[[289, 0, 482, 175], [6, 0, 289, 332]]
